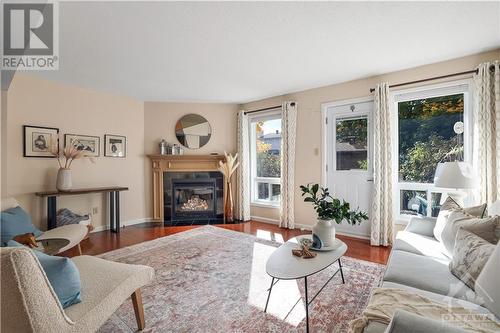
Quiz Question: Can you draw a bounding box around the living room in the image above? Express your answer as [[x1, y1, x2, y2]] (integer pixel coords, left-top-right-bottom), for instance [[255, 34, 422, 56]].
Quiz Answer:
[[1, 1, 499, 332]]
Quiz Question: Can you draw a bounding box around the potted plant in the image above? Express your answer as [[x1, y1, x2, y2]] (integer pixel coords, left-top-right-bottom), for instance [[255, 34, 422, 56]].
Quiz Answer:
[[218, 152, 239, 223], [300, 184, 368, 249]]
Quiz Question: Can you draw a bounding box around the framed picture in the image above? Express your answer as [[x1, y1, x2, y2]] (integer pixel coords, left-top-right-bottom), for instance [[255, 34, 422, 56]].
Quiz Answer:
[[64, 134, 100, 157], [23, 125, 59, 158], [104, 134, 126, 157]]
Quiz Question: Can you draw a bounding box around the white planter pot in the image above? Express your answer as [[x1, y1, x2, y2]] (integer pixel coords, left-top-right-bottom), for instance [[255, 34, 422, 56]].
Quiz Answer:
[[312, 219, 336, 249], [56, 168, 72, 191]]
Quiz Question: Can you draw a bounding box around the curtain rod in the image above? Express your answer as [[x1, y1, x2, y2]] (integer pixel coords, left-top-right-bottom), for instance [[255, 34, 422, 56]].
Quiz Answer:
[[244, 105, 281, 115], [369, 69, 479, 93]]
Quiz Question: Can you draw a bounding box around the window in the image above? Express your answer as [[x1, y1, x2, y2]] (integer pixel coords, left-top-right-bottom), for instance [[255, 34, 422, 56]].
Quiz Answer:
[[395, 83, 470, 218], [336, 116, 368, 170], [250, 112, 282, 206]]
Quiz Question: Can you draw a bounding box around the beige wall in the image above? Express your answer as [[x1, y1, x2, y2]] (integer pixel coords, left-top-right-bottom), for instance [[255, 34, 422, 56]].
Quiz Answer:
[[4, 74, 146, 231], [143, 102, 238, 217], [242, 49, 500, 227]]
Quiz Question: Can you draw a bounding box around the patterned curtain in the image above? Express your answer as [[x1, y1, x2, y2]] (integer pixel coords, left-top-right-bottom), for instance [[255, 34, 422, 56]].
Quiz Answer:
[[280, 101, 297, 229], [236, 110, 251, 221], [370, 83, 394, 246], [473, 61, 500, 206]]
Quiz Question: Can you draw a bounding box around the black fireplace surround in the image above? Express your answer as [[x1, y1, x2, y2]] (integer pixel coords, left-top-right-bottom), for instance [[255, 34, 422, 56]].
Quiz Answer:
[[163, 172, 224, 226]]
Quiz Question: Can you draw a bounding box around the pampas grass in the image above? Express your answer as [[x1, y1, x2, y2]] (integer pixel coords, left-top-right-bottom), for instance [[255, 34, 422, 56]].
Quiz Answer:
[[50, 134, 95, 169]]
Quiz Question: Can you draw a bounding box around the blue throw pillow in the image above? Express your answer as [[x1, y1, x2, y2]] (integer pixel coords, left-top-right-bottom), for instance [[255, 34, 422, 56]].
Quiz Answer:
[[0, 206, 42, 246], [7, 240, 82, 308]]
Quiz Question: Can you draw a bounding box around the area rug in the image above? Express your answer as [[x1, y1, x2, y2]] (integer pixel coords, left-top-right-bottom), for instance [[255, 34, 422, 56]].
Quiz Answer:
[[97, 226, 385, 333]]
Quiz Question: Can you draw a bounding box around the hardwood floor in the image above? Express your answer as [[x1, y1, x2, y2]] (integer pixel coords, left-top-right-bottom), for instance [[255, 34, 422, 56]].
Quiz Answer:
[[61, 221, 391, 265]]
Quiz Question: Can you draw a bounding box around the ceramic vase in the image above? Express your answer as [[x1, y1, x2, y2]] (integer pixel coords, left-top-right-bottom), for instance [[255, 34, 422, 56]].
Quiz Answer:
[[56, 168, 72, 191], [312, 219, 336, 249], [225, 182, 234, 223]]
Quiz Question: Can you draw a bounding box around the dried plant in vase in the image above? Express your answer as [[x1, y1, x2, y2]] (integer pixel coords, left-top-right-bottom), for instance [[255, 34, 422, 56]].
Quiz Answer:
[[50, 135, 95, 191], [218, 152, 239, 223]]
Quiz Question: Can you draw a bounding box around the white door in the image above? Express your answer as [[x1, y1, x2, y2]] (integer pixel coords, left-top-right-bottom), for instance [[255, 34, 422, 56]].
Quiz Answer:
[[324, 100, 373, 238]]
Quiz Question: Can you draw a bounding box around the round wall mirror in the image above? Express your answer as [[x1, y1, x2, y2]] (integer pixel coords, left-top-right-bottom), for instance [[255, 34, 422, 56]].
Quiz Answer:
[[175, 114, 212, 149]]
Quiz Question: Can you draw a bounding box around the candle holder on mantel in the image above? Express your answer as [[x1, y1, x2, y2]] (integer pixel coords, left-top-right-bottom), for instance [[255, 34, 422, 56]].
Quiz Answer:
[[217, 152, 239, 223]]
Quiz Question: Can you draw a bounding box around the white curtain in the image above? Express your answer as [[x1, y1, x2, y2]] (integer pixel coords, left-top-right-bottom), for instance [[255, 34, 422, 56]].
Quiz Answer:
[[280, 101, 297, 229], [370, 83, 394, 246], [236, 110, 251, 221], [473, 61, 500, 206]]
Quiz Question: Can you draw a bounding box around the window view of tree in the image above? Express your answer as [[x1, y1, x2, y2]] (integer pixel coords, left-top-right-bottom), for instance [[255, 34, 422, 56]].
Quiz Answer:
[[398, 92, 465, 216], [398, 94, 464, 183], [336, 117, 368, 170], [253, 118, 281, 203]]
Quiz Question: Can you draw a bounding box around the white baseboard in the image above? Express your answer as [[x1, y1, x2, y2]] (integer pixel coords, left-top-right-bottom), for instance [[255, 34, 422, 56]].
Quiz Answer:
[[250, 216, 371, 240], [90, 217, 154, 233]]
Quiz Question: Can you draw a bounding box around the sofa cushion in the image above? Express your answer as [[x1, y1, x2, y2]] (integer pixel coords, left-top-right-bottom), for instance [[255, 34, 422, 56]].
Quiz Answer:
[[0, 206, 43, 246], [7, 240, 81, 308], [433, 197, 486, 242], [449, 229, 495, 290], [383, 250, 474, 302], [476, 242, 500, 319], [441, 212, 499, 258], [393, 231, 449, 260]]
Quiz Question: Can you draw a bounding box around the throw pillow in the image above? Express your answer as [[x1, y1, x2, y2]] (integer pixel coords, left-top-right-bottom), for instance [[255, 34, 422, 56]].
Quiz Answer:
[[0, 206, 43, 246], [433, 197, 487, 242], [476, 242, 500, 318], [449, 228, 495, 290], [441, 212, 499, 258], [7, 240, 82, 308]]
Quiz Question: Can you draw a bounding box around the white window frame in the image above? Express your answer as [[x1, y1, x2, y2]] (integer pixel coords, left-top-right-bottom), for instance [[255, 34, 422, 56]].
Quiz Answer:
[[248, 109, 282, 208], [391, 79, 473, 223]]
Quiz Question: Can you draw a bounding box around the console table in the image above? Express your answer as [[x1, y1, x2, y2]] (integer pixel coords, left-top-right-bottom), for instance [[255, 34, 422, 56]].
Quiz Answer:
[[35, 186, 129, 233]]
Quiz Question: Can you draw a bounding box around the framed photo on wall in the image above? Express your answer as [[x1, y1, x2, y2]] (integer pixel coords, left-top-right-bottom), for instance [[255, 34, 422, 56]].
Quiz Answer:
[[64, 134, 100, 157], [104, 134, 126, 157], [23, 125, 59, 158]]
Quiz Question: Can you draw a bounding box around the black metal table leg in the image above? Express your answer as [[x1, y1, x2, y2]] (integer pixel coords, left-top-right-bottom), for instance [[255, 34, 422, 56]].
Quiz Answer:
[[115, 191, 120, 233], [47, 196, 57, 230], [110, 191, 116, 233], [264, 277, 275, 313], [338, 258, 345, 284], [305, 276, 309, 333]]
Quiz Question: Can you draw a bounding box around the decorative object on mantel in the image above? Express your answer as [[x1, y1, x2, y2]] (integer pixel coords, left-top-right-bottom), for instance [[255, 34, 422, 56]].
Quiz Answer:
[[175, 114, 212, 149], [217, 152, 239, 223], [104, 134, 126, 158], [159, 139, 169, 155], [23, 125, 59, 158], [301, 184, 368, 249], [50, 137, 95, 191]]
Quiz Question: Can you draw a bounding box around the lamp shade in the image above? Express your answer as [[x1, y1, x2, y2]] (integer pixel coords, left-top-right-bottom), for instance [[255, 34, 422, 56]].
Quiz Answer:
[[434, 161, 477, 189]]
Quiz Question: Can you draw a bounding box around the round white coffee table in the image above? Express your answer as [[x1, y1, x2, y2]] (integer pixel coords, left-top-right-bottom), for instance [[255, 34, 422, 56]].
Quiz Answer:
[[265, 236, 348, 333]]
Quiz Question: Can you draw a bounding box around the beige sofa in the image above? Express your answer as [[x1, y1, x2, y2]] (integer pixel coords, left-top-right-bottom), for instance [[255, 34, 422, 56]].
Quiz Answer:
[[1, 247, 154, 332], [362, 215, 500, 333]]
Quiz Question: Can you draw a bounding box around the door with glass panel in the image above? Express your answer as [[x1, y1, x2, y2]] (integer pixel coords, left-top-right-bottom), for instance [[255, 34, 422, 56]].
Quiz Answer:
[[325, 100, 373, 238]]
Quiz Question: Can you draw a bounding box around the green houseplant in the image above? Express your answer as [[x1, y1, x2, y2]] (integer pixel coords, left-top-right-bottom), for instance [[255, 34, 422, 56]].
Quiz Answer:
[[300, 184, 368, 248]]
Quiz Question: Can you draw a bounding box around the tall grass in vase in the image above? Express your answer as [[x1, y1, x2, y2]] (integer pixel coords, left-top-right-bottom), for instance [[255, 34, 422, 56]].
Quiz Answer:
[[218, 152, 239, 223]]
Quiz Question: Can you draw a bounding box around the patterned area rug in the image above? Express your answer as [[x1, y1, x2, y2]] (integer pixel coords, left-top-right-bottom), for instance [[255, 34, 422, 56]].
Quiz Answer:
[[98, 226, 385, 333]]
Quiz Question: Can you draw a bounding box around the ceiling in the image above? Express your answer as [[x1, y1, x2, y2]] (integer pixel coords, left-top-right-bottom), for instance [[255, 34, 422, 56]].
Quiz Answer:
[[30, 1, 500, 103]]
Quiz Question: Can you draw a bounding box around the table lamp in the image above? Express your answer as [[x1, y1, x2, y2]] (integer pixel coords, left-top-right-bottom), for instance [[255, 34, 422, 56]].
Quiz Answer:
[[434, 161, 477, 206]]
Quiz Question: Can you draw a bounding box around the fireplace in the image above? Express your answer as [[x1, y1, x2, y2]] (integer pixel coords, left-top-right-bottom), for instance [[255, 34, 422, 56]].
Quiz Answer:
[[172, 179, 216, 220], [163, 171, 224, 225]]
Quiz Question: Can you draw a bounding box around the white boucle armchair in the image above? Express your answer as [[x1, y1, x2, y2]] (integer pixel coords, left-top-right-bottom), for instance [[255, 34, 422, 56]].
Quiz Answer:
[[1, 197, 88, 255], [1, 247, 155, 332]]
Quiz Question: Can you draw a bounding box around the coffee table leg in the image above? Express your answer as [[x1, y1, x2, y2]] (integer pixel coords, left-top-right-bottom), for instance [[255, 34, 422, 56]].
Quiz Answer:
[[304, 276, 309, 333], [338, 258, 345, 284], [264, 277, 275, 313]]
